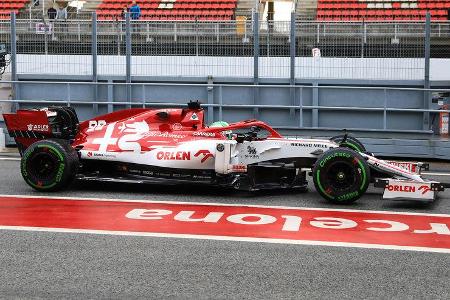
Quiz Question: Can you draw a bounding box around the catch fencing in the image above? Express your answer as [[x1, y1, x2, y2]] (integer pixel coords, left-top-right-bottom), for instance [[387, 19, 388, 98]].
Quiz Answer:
[[0, 13, 448, 80]]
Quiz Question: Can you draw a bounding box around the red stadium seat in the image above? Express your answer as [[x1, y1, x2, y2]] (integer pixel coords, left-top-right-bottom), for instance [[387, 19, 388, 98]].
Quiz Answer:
[[96, 0, 236, 21], [316, 0, 449, 21], [0, 0, 26, 14]]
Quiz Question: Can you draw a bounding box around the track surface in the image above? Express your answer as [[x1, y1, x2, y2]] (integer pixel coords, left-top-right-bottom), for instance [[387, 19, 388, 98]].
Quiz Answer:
[[0, 157, 449, 299]]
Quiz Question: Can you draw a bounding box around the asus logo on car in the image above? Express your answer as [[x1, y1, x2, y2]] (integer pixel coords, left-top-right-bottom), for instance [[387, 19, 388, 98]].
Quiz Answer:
[[27, 124, 49, 132]]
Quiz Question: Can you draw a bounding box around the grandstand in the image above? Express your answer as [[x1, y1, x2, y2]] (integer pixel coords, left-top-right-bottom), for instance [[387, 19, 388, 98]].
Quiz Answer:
[[96, 0, 237, 21], [0, 0, 27, 19], [296, 0, 318, 20], [1, 1, 450, 21], [316, 0, 450, 21]]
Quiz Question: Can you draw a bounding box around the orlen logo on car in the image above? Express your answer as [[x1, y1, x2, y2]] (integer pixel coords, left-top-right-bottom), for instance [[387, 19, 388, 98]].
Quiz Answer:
[[156, 150, 214, 163], [386, 185, 432, 195], [418, 185, 432, 195], [157, 151, 191, 161], [194, 150, 214, 163]]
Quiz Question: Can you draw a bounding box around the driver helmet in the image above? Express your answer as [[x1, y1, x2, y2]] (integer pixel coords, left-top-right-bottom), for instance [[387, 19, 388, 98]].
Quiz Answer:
[[209, 121, 232, 139]]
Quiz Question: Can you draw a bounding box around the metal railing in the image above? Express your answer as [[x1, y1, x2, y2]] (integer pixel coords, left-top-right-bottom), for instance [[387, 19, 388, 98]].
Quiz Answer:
[[0, 80, 447, 134], [0, 12, 446, 81], [3, 17, 450, 37]]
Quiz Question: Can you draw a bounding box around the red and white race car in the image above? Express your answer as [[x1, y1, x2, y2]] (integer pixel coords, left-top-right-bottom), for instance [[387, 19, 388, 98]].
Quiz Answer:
[[2, 101, 445, 204]]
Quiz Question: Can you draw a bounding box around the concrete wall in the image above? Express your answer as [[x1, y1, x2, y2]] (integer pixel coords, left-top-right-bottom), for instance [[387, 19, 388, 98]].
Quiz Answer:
[[15, 54, 450, 81]]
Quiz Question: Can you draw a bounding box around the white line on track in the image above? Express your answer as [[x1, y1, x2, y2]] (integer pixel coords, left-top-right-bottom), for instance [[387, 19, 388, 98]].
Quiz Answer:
[[2, 194, 450, 217], [0, 225, 448, 254], [0, 157, 20, 161]]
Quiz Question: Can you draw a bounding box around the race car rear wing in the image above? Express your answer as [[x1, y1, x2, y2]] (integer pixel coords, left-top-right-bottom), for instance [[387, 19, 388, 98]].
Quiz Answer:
[[3, 107, 79, 154]]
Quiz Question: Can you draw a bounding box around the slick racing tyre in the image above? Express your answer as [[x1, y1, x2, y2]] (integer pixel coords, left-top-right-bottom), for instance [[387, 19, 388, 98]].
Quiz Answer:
[[330, 135, 366, 153], [21, 139, 79, 192], [313, 148, 370, 204]]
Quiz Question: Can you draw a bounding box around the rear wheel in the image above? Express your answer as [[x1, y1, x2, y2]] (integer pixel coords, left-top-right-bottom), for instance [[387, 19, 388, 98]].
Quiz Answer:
[[21, 139, 79, 191], [330, 135, 366, 152], [312, 148, 370, 204]]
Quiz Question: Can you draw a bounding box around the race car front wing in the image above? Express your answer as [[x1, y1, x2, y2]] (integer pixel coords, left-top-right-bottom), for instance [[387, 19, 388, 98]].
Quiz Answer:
[[357, 154, 448, 202], [373, 178, 447, 202]]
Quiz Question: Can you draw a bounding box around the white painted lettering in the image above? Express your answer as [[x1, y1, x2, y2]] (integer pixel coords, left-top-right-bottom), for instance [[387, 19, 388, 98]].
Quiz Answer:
[[310, 217, 357, 229], [413, 223, 450, 235], [226, 214, 277, 225], [125, 209, 172, 220], [174, 211, 224, 223], [281, 215, 302, 232], [364, 220, 409, 232]]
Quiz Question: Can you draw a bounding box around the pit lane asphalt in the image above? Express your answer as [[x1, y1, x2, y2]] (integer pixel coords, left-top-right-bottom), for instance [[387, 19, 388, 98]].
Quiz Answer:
[[0, 158, 449, 299]]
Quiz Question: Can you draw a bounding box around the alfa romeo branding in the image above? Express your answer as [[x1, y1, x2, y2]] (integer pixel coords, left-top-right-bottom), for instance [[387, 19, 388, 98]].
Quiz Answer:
[[172, 123, 182, 131]]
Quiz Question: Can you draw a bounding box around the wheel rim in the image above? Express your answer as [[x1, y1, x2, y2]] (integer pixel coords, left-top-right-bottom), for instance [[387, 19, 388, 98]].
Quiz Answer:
[[27, 150, 59, 181], [326, 161, 356, 190]]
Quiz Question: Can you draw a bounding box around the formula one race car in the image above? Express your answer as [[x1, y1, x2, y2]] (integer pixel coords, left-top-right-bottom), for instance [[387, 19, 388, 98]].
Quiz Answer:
[[2, 102, 446, 204]]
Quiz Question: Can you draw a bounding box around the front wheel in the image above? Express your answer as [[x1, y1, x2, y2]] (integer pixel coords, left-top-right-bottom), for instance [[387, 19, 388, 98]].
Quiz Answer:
[[312, 148, 370, 204], [330, 135, 366, 153], [21, 139, 79, 191]]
